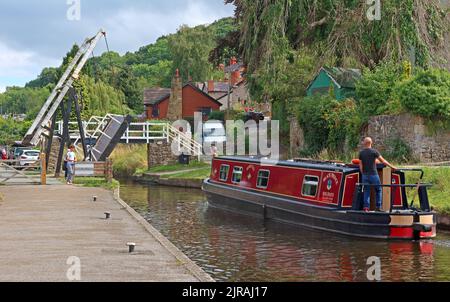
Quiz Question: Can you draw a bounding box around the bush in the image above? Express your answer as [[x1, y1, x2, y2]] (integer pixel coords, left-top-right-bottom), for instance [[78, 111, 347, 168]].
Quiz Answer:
[[398, 68, 450, 119], [355, 62, 403, 120], [325, 99, 362, 155], [0, 118, 32, 145], [110, 144, 147, 177], [297, 94, 335, 155], [383, 137, 413, 164], [208, 111, 225, 121]]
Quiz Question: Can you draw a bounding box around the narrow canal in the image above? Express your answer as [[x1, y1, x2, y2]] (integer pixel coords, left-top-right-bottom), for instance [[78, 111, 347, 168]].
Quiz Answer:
[[119, 180, 450, 282]]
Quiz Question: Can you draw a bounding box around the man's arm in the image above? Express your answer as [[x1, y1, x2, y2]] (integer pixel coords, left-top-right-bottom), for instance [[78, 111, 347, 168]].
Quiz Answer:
[[378, 155, 397, 171], [359, 161, 364, 174]]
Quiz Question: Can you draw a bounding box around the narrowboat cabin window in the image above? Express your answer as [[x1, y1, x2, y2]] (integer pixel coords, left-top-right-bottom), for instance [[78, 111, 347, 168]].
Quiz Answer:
[[302, 175, 319, 197], [219, 165, 230, 181], [232, 167, 243, 183], [256, 170, 270, 189]]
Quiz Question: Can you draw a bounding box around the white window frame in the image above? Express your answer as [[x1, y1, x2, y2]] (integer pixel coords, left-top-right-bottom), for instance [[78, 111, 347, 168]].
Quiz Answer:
[[256, 169, 270, 189], [219, 164, 230, 182], [232, 166, 243, 184], [302, 175, 319, 198]]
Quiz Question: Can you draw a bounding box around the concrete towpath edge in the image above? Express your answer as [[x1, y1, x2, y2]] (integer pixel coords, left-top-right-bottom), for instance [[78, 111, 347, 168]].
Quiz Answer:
[[112, 187, 215, 282]]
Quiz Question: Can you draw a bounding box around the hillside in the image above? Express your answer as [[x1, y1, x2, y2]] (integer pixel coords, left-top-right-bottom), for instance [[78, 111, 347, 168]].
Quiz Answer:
[[0, 17, 237, 120]]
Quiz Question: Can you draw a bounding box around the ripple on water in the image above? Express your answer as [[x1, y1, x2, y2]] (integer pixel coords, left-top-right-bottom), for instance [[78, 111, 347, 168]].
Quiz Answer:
[[119, 182, 450, 282]]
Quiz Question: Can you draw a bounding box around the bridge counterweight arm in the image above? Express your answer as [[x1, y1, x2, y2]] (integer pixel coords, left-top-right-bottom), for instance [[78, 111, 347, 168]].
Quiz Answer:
[[22, 29, 106, 146]]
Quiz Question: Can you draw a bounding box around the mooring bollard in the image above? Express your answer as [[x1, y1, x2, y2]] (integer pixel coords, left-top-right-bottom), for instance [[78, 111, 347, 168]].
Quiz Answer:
[[127, 242, 136, 253], [93, 196, 97, 202], [104, 212, 111, 219]]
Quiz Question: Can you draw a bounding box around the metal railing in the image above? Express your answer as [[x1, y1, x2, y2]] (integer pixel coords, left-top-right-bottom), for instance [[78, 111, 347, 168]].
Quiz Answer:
[[355, 168, 433, 213], [55, 116, 203, 160]]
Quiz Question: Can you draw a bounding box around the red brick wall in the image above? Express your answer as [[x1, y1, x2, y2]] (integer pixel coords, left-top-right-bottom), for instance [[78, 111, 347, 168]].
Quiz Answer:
[[182, 85, 220, 118], [145, 86, 220, 120], [146, 97, 169, 120]]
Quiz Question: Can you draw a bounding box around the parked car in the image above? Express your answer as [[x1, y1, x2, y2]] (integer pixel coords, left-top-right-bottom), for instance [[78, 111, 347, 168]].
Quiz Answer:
[[244, 111, 265, 123], [19, 150, 41, 167], [13, 147, 28, 160]]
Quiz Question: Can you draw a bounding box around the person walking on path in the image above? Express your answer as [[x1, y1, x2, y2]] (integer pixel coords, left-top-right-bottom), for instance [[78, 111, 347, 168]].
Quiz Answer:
[[66, 145, 77, 185], [359, 137, 397, 213]]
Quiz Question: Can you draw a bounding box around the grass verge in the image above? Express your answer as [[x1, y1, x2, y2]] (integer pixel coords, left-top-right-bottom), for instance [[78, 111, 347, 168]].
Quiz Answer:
[[110, 144, 147, 177], [73, 177, 120, 191], [148, 161, 210, 174], [160, 166, 212, 180], [405, 167, 450, 215]]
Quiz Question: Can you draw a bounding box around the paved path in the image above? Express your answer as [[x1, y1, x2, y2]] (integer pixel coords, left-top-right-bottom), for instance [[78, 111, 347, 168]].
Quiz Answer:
[[0, 185, 212, 282]]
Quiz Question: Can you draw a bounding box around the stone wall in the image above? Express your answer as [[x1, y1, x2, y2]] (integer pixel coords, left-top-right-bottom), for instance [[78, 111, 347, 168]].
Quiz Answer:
[[367, 113, 450, 162], [147, 141, 178, 168]]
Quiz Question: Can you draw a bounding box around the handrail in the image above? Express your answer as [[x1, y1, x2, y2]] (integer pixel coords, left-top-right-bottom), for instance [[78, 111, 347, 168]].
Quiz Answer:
[[356, 183, 433, 188], [397, 168, 424, 179], [55, 117, 204, 160]]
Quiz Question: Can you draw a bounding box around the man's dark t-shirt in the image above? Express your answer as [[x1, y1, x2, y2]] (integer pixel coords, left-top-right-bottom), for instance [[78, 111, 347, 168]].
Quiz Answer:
[[359, 148, 381, 175]]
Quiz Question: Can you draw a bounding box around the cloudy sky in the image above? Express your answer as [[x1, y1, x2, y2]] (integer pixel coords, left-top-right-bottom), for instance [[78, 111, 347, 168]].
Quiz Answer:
[[0, 0, 235, 92]]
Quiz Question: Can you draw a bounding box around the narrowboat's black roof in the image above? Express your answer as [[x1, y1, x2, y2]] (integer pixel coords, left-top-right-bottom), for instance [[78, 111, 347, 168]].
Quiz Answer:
[[216, 156, 371, 173]]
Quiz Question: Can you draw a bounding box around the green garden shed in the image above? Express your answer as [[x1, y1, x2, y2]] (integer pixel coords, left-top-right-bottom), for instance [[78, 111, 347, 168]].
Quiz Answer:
[[306, 67, 362, 100]]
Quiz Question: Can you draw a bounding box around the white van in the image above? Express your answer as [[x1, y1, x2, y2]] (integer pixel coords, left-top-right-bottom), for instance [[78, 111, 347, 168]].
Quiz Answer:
[[202, 121, 227, 145]]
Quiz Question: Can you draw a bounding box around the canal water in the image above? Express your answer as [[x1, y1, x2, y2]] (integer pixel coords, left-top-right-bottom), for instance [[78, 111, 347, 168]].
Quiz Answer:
[[119, 181, 450, 282]]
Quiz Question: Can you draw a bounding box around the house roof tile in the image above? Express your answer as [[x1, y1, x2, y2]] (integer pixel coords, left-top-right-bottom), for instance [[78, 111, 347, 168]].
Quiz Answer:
[[143, 88, 171, 105]]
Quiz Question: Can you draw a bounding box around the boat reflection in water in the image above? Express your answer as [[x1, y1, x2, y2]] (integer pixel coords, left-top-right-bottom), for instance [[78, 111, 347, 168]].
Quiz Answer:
[[119, 182, 450, 282]]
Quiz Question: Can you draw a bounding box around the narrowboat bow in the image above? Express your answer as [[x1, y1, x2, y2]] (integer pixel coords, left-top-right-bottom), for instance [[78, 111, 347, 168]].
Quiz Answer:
[[202, 156, 436, 240]]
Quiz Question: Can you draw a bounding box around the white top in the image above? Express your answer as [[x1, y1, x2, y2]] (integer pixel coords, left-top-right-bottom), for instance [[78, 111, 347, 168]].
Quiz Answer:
[[67, 151, 76, 162]]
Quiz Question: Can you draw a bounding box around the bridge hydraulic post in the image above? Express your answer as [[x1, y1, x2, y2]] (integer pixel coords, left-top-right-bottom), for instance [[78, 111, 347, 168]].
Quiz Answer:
[[44, 113, 58, 171], [69, 87, 88, 160], [55, 97, 73, 177]]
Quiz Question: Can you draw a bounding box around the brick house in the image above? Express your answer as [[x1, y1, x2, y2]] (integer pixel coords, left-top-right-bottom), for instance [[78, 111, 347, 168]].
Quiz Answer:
[[196, 57, 272, 116], [144, 70, 222, 120]]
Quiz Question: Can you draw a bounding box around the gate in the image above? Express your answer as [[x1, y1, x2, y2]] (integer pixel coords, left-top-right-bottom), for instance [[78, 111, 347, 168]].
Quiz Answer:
[[0, 159, 42, 185]]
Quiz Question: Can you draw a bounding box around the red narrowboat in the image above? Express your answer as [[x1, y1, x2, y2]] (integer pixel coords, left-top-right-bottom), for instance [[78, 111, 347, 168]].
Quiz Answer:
[[202, 156, 436, 240]]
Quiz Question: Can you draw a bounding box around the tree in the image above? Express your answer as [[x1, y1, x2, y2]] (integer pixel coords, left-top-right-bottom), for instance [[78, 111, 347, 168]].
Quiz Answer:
[[227, 0, 449, 99], [26, 67, 59, 89], [73, 75, 130, 118], [0, 86, 51, 118], [168, 25, 215, 82], [398, 68, 450, 120], [116, 66, 142, 112], [355, 62, 403, 120]]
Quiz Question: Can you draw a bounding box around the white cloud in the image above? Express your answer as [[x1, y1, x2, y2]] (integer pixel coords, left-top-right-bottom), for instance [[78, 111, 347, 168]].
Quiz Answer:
[[0, 86, 5, 93], [0, 42, 60, 89], [94, 1, 233, 54], [0, 0, 234, 88]]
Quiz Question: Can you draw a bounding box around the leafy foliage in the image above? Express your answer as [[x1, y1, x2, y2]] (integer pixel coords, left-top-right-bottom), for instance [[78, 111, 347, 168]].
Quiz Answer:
[[0, 118, 32, 145], [0, 86, 51, 118], [297, 94, 362, 157], [0, 18, 238, 121], [355, 62, 404, 120], [398, 68, 450, 119], [168, 25, 215, 82], [383, 137, 413, 163], [297, 94, 335, 155], [228, 0, 448, 100], [73, 75, 130, 118]]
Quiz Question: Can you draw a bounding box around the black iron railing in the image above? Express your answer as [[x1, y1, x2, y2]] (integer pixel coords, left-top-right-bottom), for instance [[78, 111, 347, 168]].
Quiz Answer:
[[354, 168, 432, 212]]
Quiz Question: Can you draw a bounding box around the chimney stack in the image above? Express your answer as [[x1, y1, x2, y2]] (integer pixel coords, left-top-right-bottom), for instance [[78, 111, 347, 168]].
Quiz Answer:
[[167, 69, 183, 120], [229, 57, 241, 86], [207, 80, 215, 93]]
